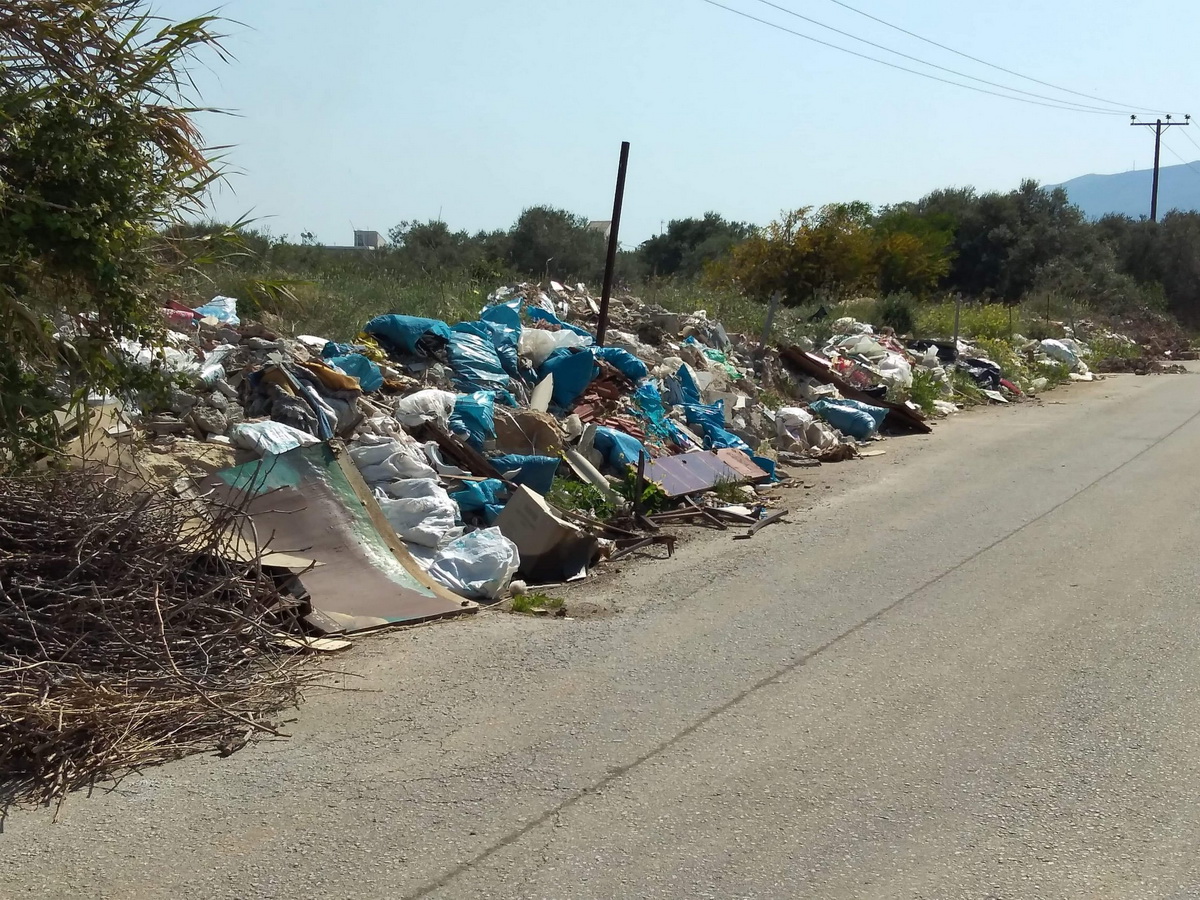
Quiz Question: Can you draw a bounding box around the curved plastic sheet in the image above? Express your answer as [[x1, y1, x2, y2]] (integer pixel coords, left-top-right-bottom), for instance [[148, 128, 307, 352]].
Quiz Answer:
[[199, 442, 472, 633]]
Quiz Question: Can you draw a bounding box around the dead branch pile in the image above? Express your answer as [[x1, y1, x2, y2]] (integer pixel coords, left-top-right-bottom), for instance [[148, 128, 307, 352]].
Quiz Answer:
[[0, 471, 308, 808]]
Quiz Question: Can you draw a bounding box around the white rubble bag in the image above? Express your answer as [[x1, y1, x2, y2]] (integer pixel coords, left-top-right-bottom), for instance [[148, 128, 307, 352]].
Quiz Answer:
[[392, 389, 457, 429], [428, 528, 520, 600], [373, 479, 460, 548], [350, 433, 437, 483], [776, 407, 841, 453]]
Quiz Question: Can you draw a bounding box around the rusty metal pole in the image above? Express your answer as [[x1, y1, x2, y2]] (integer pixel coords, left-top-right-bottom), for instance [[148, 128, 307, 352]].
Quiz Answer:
[[596, 141, 630, 347]]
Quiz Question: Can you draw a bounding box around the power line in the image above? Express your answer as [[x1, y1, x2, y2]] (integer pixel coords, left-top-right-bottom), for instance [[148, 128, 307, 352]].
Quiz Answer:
[[748, 0, 1136, 115], [1178, 124, 1200, 156], [822, 0, 1173, 115], [1160, 137, 1200, 179], [696, 0, 1135, 116]]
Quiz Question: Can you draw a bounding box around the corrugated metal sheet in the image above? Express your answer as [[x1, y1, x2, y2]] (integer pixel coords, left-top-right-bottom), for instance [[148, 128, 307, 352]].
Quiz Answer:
[[645, 451, 744, 498]]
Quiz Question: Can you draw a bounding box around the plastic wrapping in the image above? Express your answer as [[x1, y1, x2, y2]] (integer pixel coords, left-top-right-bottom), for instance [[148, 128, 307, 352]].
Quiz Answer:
[[519, 328, 590, 367], [229, 422, 321, 457], [428, 528, 520, 600]]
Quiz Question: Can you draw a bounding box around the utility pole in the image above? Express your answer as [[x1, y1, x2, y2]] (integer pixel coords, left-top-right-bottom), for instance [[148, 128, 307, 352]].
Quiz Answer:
[[1130, 114, 1191, 221]]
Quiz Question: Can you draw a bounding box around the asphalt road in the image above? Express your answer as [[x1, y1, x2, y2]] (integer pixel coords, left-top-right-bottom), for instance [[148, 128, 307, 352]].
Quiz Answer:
[[5, 370, 1200, 899]]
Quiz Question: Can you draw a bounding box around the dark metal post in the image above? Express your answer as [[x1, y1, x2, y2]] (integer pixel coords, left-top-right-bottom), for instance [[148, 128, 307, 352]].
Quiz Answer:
[[596, 141, 630, 347], [1151, 120, 1163, 222]]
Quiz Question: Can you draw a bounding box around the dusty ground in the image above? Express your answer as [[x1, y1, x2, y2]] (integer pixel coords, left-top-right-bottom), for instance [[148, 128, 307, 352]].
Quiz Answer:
[[5, 370, 1200, 899]]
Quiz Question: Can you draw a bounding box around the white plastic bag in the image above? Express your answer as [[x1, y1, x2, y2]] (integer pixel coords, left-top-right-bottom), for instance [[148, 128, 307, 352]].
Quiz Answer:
[[776, 407, 840, 452], [350, 436, 437, 483], [392, 389, 457, 428], [877, 352, 913, 388], [1040, 339, 1079, 367], [428, 528, 520, 600], [373, 482, 459, 548], [229, 422, 320, 457]]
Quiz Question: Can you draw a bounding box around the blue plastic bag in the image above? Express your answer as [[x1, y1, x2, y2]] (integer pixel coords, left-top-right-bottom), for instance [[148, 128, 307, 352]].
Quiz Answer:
[[809, 399, 887, 440], [702, 423, 750, 452], [489, 454, 560, 496], [481, 300, 523, 333], [192, 296, 239, 326], [633, 381, 672, 441], [324, 353, 383, 392], [526, 307, 594, 340], [595, 347, 649, 383], [683, 400, 726, 433], [365, 314, 453, 356], [321, 341, 360, 359], [538, 348, 599, 408], [593, 426, 649, 473], [450, 479, 508, 525], [449, 392, 496, 450], [677, 364, 702, 405], [448, 325, 511, 393]]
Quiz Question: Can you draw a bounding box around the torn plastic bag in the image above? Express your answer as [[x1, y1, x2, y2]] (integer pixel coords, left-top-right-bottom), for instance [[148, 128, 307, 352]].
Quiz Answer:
[[809, 398, 888, 440], [365, 314, 453, 357], [449, 391, 497, 450], [393, 389, 457, 429], [538, 348, 598, 408], [526, 307, 593, 339], [451, 478, 508, 525], [428, 527, 520, 601], [325, 352, 383, 392], [960, 357, 1003, 391], [373, 479, 459, 548], [595, 347, 649, 383], [633, 381, 672, 441], [192, 295, 239, 326], [702, 423, 750, 452], [592, 426, 648, 472], [677, 364, 702, 405], [481, 299, 523, 333], [321, 341, 360, 359], [448, 324, 510, 393], [489, 453, 560, 495], [197, 344, 236, 387], [228, 421, 320, 457], [683, 399, 726, 433]]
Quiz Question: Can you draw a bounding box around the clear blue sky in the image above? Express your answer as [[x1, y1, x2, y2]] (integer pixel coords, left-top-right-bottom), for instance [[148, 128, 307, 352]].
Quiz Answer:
[[160, 0, 1200, 246]]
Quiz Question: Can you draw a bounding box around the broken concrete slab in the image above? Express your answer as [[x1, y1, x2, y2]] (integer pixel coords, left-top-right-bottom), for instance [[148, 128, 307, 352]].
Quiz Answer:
[[496, 485, 600, 584]]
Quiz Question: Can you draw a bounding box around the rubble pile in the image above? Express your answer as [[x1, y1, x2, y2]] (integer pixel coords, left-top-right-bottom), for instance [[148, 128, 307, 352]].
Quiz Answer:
[[118, 285, 1179, 616]]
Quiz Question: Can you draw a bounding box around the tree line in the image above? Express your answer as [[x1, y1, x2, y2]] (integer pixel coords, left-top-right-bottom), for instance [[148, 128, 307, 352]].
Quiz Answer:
[[240, 182, 1200, 325]]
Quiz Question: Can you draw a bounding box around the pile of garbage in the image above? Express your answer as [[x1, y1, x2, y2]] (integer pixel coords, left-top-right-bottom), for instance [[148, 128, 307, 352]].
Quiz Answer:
[[118, 284, 1167, 617]]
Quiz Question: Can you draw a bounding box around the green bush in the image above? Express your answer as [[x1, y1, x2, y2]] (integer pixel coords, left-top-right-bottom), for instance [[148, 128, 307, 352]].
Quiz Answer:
[[875, 292, 917, 335]]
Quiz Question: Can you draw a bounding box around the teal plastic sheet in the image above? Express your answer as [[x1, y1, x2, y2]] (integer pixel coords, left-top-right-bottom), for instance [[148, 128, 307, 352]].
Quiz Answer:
[[538, 348, 598, 408], [593, 426, 648, 472], [489, 454, 560, 496], [448, 325, 511, 393], [365, 314, 452, 356], [595, 347, 648, 382], [325, 353, 383, 392], [451, 478, 508, 525], [809, 398, 888, 439], [450, 391, 496, 450]]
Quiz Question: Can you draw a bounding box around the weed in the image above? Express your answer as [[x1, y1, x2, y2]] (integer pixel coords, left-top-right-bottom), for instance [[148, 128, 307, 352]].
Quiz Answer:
[[1086, 335, 1143, 362], [918, 302, 1017, 340], [758, 388, 786, 410], [904, 367, 944, 414], [510, 592, 565, 615], [709, 477, 750, 505], [546, 476, 620, 521]]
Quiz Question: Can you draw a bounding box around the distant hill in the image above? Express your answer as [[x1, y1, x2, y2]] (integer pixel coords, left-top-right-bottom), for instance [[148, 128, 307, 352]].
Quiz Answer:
[[1050, 162, 1200, 220]]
